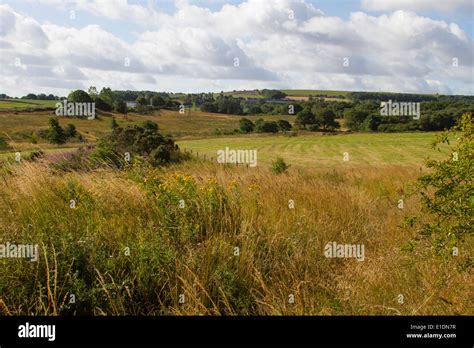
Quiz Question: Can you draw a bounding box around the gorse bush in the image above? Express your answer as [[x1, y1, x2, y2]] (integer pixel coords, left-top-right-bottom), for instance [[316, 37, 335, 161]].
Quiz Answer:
[[91, 121, 181, 167]]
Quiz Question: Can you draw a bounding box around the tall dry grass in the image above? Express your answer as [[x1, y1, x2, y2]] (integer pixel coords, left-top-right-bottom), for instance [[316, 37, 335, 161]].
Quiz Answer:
[[0, 160, 472, 315]]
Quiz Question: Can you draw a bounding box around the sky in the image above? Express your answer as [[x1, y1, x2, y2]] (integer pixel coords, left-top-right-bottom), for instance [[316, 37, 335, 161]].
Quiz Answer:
[[0, 0, 473, 97]]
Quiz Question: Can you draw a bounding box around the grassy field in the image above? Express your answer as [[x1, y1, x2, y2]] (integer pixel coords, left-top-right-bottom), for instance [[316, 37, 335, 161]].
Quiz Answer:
[[0, 99, 58, 111], [0, 109, 441, 169], [178, 132, 447, 168], [281, 89, 351, 97], [0, 109, 295, 143], [0, 158, 471, 315]]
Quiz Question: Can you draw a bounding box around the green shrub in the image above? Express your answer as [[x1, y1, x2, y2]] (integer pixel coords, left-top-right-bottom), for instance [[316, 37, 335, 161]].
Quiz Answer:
[[91, 121, 180, 167], [412, 112, 473, 260], [271, 156, 289, 174]]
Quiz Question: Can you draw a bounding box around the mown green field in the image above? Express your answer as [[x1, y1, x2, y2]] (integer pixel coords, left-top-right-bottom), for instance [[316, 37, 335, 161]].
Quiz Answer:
[[178, 132, 447, 168], [281, 89, 351, 97], [0, 99, 58, 111]]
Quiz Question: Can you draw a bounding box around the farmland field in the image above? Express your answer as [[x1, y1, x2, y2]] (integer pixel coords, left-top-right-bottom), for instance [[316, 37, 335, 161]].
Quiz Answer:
[[178, 132, 447, 168], [281, 89, 351, 97], [0, 99, 58, 111], [0, 109, 295, 142], [1, 110, 445, 169]]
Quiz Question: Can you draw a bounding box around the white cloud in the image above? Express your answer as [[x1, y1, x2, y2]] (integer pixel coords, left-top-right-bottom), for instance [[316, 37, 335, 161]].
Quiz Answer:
[[361, 0, 474, 13], [0, 1, 472, 96]]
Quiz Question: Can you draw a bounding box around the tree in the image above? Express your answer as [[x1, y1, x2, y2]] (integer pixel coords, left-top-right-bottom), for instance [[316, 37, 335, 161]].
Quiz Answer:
[[362, 114, 382, 131], [114, 100, 128, 116], [22, 93, 37, 100], [136, 96, 147, 106], [261, 89, 287, 100], [201, 100, 217, 113], [88, 86, 98, 98], [239, 118, 254, 133], [47, 117, 66, 144], [315, 109, 339, 131], [151, 96, 166, 107], [277, 119, 292, 132], [99, 87, 115, 106], [94, 97, 112, 111], [68, 90, 93, 103], [411, 112, 473, 259], [64, 124, 77, 138], [295, 107, 315, 129], [345, 108, 369, 131]]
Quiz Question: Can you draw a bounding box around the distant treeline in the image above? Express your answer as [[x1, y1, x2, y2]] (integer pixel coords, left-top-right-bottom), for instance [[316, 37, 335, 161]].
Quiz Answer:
[[4, 87, 473, 133], [0, 93, 63, 100], [347, 92, 439, 102]]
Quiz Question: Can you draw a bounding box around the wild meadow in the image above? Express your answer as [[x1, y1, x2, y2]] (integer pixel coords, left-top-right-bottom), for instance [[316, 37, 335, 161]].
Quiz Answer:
[[0, 138, 472, 315]]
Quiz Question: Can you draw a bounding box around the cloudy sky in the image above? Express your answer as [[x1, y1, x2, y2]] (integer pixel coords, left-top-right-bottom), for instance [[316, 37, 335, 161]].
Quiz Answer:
[[0, 0, 473, 97]]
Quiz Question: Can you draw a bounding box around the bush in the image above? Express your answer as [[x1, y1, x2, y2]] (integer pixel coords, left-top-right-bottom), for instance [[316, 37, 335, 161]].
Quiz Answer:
[[277, 119, 292, 132], [271, 156, 289, 174], [68, 90, 93, 103], [255, 119, 278, 133], [91, 121, 180, 167], [412, 112, 473, 259], [239, 118, 254, 133], [46, 117, 66, 145], [64, 124, 78, 138]]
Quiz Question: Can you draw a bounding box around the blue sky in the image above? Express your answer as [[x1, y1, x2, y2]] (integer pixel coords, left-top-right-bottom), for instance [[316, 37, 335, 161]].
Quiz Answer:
[[1, 0, 473, 96]]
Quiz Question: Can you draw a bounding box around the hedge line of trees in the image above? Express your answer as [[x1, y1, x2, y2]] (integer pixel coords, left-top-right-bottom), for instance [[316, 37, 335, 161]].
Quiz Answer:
[[344, 99, 474, 132], [348, 92, 438, 102], [0, 93, 63, 100], [239, 118, 292, 134], [65, 87, 180, 115]]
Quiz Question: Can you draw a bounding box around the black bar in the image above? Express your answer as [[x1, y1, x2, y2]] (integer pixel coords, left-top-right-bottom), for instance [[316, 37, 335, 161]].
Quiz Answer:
[[0, 316, 472, 346]]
